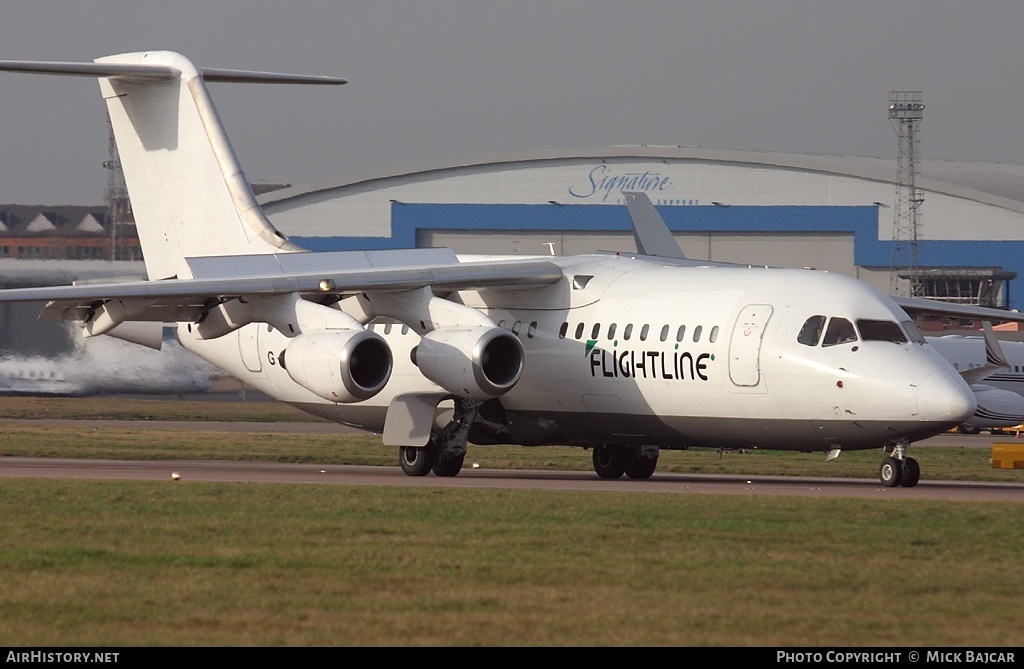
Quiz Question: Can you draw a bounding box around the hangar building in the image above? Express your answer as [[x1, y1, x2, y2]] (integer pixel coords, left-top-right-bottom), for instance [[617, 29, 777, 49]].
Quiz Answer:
[[259, 146, 1024, 311]]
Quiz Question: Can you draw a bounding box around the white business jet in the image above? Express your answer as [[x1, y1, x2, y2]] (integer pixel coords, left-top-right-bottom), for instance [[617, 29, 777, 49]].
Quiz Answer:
[[926, 330, 1024, 433], [0, 51, 1006, 488]]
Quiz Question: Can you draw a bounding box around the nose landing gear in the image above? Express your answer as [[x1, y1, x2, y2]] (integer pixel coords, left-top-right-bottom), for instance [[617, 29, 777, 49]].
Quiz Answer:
[[879, 440, 920, 488]]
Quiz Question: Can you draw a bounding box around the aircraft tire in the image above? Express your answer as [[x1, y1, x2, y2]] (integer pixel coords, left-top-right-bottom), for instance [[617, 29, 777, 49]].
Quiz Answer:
[[901, 457, 921, 488], [957, 424, 982, 435], [399, 445, 436, 476], [879, 456, 903, 488], [624, 453, 658, 480], [432, 453, 466, 477], [592, 444, 629, 479]]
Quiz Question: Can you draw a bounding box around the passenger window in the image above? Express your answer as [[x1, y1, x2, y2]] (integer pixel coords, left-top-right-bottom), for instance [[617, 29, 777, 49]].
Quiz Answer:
[[693, 325, 703, 342], [384, 323, 393, 334], [575, 323, 584, 339], [559, 322, 568, 339], [660, 325, 669, 342], [591, 323, 601, 339], [709, 326, 719, 343], [512, 320, 522, 335], [676, 325, 686, 342], [822, 317, 858, 347], [401, 324, 409, 335], [528, 322, 537, 338], [797, 315, 826, 346], [498, 319, 506, 328], [857, 319, 907, 344], [640, 324, 650, 341], [624, 324, 633, 340], [608, 323, 617, 340]]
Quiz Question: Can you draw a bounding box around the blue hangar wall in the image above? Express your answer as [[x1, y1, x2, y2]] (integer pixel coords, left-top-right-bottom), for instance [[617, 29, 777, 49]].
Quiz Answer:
[[290, 202, 1024, 308]]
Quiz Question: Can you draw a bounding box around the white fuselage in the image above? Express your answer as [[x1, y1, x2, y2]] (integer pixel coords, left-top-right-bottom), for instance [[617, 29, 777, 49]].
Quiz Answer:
[[179, 254, 975, 452]]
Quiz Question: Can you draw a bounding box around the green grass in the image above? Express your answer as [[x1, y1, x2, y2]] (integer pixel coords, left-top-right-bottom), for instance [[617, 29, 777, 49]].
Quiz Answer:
[[0, 418, 1020, 482], [0, 479, 1022, 646], [1, 395, 1022, 646]]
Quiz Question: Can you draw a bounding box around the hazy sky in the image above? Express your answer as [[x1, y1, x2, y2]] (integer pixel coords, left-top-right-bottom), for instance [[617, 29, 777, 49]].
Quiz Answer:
[[0, 0, 1021, 204]]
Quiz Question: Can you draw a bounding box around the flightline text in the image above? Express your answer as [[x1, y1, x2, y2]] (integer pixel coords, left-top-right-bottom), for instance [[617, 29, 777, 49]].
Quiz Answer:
[[589, 348, 712, 381]]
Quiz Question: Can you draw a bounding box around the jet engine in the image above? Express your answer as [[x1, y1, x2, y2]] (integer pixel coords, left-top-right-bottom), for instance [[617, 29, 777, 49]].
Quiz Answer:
[[280, 330, 392, 403], [962, 384, 1024, 428], [412, 326, 524, 399]]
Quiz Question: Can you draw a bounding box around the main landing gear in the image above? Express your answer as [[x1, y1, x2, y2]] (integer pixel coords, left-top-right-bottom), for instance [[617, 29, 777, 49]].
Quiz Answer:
[[591, 444, 660, 480], [398, 399, 482, 477], [878, 440, 920, 488]]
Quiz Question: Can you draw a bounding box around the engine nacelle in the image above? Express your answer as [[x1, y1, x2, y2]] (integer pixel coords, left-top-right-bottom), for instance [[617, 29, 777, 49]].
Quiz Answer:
[[412, 326, 524, 399], [963, 384, 1024, 428], [281, 330, 392, 403]]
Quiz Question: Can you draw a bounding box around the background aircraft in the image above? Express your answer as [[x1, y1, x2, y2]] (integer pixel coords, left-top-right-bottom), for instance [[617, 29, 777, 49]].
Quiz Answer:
[[926, 331, 1024, 433], [0, 51, 1017, 488]]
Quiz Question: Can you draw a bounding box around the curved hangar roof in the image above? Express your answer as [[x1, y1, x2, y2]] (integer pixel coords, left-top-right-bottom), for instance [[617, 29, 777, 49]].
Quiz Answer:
[[260, 146, 1024, 217], [257, 147, 1024, 311]]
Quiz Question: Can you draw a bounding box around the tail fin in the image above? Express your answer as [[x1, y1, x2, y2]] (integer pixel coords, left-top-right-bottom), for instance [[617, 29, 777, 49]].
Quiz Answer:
[[0, 51, 345, 280], [622, 191, 686, 259]]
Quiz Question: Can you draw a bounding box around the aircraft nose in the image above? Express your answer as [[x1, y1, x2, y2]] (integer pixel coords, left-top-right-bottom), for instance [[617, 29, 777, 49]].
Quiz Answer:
[[916, 369, 976, 422]]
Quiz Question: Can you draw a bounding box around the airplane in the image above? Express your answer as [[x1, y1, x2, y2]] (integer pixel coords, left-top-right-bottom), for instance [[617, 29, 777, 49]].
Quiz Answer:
[[0, 50, 1019, 489], [925, 331, 1024, 433]]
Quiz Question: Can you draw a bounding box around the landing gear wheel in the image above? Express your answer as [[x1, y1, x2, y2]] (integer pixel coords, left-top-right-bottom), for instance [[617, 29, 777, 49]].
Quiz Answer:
[[592, 444, 629, 479], [958, 424, 982, 435], [879, 456, 903, 488], [624, 453, 658, 480], [399, 445, 436, 477], [901, 457, 920, 488], [432, 453, 466, 477]]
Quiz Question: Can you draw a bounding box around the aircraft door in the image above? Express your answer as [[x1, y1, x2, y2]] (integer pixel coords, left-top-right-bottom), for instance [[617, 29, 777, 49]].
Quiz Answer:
[[728, 304, 773, 387], [237, 324, 262, 373]]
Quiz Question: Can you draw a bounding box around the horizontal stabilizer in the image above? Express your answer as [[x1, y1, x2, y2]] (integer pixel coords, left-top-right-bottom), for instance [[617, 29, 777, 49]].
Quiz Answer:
[[0, 59, 345, 85]]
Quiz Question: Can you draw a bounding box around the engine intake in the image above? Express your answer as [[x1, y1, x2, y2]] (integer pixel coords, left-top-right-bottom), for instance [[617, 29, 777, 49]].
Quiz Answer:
[[412, 326, 524, 399], [281, 330, 392, 403]]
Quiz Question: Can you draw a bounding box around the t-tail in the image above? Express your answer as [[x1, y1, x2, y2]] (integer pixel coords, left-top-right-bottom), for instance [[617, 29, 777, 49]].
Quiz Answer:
[[0, 51, 345, 280]]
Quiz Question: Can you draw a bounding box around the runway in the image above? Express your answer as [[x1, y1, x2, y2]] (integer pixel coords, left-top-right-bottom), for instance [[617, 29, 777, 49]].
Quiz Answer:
[[2, 455, 1023, 501], [1, 418, 1022, 500]]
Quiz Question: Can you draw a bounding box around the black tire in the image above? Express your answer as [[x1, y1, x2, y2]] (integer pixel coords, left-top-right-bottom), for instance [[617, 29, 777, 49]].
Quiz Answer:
[[901, 457, 921, 488], [624, 452, 658, 480], [399, 445, 436, 476], [432, 453, 465, 477], [879, 456, 903, 488], [592, 444, 628, 479], [957, 424, 982, 435]]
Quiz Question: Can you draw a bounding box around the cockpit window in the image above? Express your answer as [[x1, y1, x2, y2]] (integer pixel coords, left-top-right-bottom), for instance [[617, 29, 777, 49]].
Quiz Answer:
[[822, 317, 858, 347], [797, 315, 826, 346], [856, 319, 908, 344], [900, 319, 926, 343]]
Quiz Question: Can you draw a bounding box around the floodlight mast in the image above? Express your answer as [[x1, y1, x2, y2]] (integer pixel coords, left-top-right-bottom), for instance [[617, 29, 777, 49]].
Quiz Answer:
[[888, 90, 925, 297]]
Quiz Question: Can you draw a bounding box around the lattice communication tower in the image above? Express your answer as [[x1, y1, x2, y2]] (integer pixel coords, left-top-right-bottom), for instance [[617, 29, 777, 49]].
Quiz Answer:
[[888, 90, 925, 296]]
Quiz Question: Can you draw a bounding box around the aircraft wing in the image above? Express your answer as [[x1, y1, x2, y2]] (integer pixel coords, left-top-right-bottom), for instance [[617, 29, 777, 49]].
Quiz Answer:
[[0, 248, 563, 323], [891, 295, 1024, 325]]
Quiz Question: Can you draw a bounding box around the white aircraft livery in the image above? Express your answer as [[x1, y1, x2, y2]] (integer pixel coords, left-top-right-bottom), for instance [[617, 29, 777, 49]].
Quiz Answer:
[[926, 330, 1024, 432], [0, 51, 1018, 488]]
